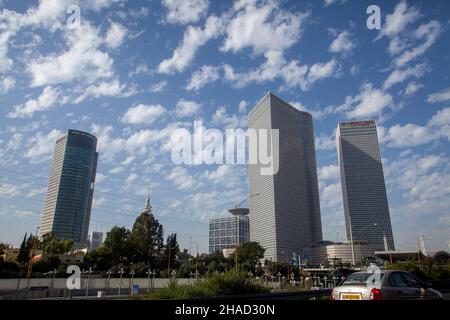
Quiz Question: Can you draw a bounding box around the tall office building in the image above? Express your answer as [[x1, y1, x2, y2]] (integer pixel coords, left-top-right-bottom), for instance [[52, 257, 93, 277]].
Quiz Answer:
[[337, 120, 395, 251], [89, 231, 103, 251], [40, 130, 98, 246], [248, 92, 322, 262], [209, 209, 250, 254]]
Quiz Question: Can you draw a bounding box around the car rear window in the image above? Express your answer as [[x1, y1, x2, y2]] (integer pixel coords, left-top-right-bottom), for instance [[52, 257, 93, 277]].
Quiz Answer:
[[341, 273, 384, 286]]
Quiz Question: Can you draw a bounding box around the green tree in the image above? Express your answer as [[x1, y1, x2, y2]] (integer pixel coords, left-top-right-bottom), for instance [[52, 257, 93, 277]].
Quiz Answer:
[[230, 242, 265, 272], [84, 246, 113, 270], [104, 226, 131, 265], [129, 210, 164, 264], [165, 233, 180, 269], [44, 239, 73, 255], [17, 233, 29, 263]]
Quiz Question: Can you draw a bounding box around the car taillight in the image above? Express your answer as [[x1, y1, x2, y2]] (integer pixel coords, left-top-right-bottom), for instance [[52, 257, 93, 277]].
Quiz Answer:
[[331, 288, 335, 300], [369, 288, 382, 300]]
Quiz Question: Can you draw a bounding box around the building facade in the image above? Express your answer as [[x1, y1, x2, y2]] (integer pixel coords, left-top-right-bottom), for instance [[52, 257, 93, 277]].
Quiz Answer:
[[90, 231, 103, 251], [248, 92, 322, 262], [39, 130, 98, 246], [209, 213, 250, 254], [337, 120, 395, 251], [305, 241, 375, 266]]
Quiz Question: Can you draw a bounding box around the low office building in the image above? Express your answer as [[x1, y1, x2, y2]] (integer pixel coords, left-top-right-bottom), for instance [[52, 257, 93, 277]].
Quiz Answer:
[[209, 208, 250, 254], [305, 240, 375, 266]]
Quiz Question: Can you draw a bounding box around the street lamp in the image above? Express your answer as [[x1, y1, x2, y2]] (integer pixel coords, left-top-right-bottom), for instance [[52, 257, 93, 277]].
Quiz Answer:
[[349, 222, 378, 266], [233, 193, 260, 273], [117, 268, 125, 296], [83, 268, 92, 297]]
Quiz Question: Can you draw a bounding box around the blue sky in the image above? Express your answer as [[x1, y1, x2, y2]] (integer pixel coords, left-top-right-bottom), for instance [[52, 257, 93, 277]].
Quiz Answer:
[[0, 0, 449, 253]]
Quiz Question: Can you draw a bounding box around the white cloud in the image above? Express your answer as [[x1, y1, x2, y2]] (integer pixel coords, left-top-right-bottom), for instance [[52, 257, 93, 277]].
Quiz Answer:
[[318, 164, 340, 181], [394, 20, 441, 67], [175, 99, 201, 117], [211, 106, 246, 128], [383, 63, 427, 90], [27, 22, 114, 87], [25, 129, 63, 162], [224, 50, 337, 90], [185, 65, 220, 91], [329, 31, 354, 54], [157, 15, 223, 74], [427, 87, 450, 104], [75, 79, 136, 103], [221, 0, 307, 55], [167, 166, 201, 191], [0, 76, 15, 94], [8, 86, 61, 118], [383, 123, 436, 148], [315, 131, 336, 151], [150, 80, 168, 93], [238, 100, 247, 113], [121, 104, 166, 125], [404, 82, 423, 96], [380, 107, 450, 148], [162, 0, 209, 24], [204, 165, 245, 188], [338, 83, 396, 119], [128, 63, 150, 78], [125, 173, 139, 184], [380, 1, 420, 38], [105, 21, 127, 49]]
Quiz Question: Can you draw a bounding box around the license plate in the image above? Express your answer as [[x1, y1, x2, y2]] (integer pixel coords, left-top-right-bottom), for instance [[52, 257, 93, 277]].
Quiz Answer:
[[342, 293, 362, 300]]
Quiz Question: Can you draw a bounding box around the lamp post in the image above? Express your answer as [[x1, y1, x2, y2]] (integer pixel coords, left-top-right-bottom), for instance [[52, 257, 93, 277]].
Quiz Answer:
[[129, 269, 135, 295], [26, 226, 40, 283], [84, 267, 92, 297], [44, 268, 56, 298], [233, 193, 260, 273], [349, 222, 378, 267], [106, 269, 112, 290], [117, 268, 125, 296]]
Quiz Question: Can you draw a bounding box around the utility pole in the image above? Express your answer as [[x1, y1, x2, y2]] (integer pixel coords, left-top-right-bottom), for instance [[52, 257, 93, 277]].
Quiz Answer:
[[26, 226, 40, 280]]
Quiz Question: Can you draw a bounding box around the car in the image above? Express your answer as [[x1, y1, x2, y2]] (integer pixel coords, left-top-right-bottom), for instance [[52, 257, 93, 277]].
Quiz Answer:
[[331, 270, 443, 300]]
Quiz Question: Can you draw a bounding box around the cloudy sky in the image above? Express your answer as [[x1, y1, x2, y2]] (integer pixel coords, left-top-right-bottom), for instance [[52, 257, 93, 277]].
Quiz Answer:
[[0, 0, 449, 253]]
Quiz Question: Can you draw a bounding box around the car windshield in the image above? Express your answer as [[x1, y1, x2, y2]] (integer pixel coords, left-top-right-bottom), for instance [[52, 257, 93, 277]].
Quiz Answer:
[[341, 273, 384, 286]]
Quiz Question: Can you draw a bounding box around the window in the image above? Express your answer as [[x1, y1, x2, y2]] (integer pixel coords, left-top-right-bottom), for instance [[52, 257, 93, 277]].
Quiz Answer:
[[402, 273, 423, 288], [388, 273, 409, 287]]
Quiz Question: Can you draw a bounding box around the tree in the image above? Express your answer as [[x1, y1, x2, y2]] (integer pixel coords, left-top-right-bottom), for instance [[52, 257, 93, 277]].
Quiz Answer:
[[44, 239, 73, 255], [84, 246, 113, 270], [17, 233, 29, 263], [230, 242, 265, 272], [128, 210, 164, 264], [0, 243, 8, 259], [104, 226, 131, 265], [165, 233, 180, 270]]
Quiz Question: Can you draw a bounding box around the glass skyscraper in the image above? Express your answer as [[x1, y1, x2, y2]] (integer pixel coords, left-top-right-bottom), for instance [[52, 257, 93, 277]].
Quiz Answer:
[[337, 120, 395, 251], [209, 212, 250, 254], [39, 130, 98, 245], [248, 92, 322, 262]]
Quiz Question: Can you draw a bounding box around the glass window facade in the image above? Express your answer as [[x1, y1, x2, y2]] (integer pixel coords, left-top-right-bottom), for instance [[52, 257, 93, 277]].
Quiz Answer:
[[40, 130, 98, 245], [209, 215, 250, 253]]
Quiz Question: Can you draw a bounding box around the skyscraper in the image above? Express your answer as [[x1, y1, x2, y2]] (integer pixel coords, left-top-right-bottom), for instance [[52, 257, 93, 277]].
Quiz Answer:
[[209, 209, 250, 254], [248, 92, 322, 262], [337, 120, 395, 251], [40, 130, 98, 246]]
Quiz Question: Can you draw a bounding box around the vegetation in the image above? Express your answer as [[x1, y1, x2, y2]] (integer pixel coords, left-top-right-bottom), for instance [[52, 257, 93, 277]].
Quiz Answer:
[[387, 260, 450, 280], [140, 271, 269, 299]]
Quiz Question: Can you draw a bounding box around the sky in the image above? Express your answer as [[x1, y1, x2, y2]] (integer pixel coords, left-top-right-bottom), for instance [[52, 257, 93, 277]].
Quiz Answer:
[[0, 0, 449, 254]]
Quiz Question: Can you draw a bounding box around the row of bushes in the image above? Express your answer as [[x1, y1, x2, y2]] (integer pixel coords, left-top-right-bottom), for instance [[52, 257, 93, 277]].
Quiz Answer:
[[138, 271, 269, 299], [387, 262, 450, 280]]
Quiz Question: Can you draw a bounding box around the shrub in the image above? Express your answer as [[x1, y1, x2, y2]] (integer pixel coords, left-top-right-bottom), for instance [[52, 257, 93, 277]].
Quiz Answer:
[[145, 271, 269, 299]]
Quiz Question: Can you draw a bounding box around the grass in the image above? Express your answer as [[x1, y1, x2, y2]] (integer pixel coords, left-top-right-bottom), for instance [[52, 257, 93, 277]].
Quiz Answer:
[[136, 271, 270, 300]]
